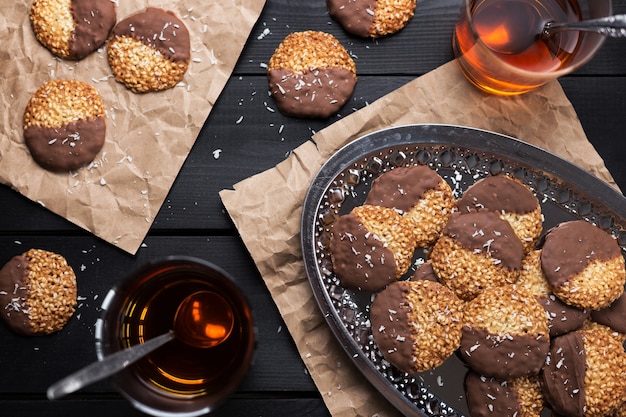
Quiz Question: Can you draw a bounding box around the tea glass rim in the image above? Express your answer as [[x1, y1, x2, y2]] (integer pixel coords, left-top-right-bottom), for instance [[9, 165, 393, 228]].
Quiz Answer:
[[460, 0, 612, 79], [94, 256, 255, 417]]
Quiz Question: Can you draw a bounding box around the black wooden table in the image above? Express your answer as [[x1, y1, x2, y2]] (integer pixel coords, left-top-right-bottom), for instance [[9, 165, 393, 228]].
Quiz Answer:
[[1, 0, 625, 416]]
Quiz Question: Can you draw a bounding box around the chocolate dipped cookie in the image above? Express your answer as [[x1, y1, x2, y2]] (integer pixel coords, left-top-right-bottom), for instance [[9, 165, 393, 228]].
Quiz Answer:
[[460, 285, 550, 380], [327, 0, 416, 38], [457, 175, 542, 253], [370, 279, 463, 373], [30, 0, 117, 60], [329, 205, 417, 292], [430, 210, 524, 301], [108, 7, 190, 93], [541, 220, 625, 310], [24, 79, 106, 171], [0, 249, 77, 336], [365, 165, 456, 248], [267, 31, 357, 119], [465, 372, 545, 417]]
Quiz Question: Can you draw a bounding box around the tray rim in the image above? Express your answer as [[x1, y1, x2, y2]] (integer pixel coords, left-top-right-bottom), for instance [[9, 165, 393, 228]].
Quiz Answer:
[[301, 123, 626, 417]]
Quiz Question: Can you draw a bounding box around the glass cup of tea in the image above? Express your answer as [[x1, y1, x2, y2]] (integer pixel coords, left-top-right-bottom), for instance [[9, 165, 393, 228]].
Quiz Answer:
[[95, 257, 255, 417], [453, 0, 612, 95]]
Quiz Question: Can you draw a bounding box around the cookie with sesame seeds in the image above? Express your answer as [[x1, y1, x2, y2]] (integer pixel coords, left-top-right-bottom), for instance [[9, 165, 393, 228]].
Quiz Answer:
[[518, 249, 589, 337], [460, 285, 550, 380], [329, 204, 418, 292], [30, 0, 117, 60], [430, 210, 524, 301], [457, 175, 542, 253], [23, 79, 106, 172], [364, 165, 456, 248], [541, 325, 626, 417], [465, 372, 545, 417], [267, 31, 357, 119], [0, 249, 77, 336], [107, 7, 190, 93], [370, 279, 463, 373], [327, 0, 416, 38], [540, 220, 625, 310]]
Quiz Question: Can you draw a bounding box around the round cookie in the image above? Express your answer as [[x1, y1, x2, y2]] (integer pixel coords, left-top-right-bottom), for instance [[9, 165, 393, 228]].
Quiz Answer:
[[430, 210, 524, 301], [541, 220, 625, 310], [327, 0, 416, 38], [108, 7, 191, 93], [460, 285, 550, 380], [364, 166, 456, 248], [370, 280, 463, 373], [24, 79, 106, 171], [330, 205, 418, 292], [30, 0, 117, 60], [457, 175, 542, 252], [267, 31, 357, 119], [0, 249, 77, 336], [542, 326, 626, 417], [465, 372, 545, 417], [519, 249, 589, 337]]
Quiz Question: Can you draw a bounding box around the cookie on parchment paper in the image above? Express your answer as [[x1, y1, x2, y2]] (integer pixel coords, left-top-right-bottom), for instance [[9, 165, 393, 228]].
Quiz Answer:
[[30, 0, 117, 60], [267, 31, 357, 119], [108, 7, 191, 93], [327, 0, 416, 38], [370, 279, 463, 373], [0, 249, 77, 336], [23, 79, 106, 172]]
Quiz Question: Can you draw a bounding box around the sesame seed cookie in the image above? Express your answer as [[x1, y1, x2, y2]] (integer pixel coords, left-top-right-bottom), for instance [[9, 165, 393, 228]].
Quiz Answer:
[[460, 285, 550, 380], [327, 0, 416, 38], [430, 210, 524, 301], [370, 279, 463, 373], [23, 79, 106, 172], [518, 249, 589, 337], [330, 205, 418, 292], [108, 7, 190, 93], [542, 325, 626, 417], [0, 249, 77, 336], [30, 0, 117, 60], [465, 372, 545, 417], [267, 31, 357, 119], [365, 166, 456, 248], [457, 175, 542, 253], [540, 220, 625, 310]]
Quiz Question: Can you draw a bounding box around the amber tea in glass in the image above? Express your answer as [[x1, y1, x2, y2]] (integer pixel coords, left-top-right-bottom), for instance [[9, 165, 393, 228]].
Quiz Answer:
[[453, 0, 611, 95], [96, 257, 255, 417]]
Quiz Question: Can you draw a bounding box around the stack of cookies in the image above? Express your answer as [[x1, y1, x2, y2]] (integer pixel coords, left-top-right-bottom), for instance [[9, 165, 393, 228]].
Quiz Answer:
[[327, 166, 626, 417]]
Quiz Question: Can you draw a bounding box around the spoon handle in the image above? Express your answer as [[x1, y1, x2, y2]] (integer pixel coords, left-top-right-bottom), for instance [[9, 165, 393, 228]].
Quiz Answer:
[[545, 15, 626, 38], [47, 331, 174, 400]]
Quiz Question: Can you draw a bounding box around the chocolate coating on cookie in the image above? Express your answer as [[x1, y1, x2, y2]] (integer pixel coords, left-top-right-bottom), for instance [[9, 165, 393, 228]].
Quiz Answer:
[[0, 249, 77, 336], [327, 0, 416, 38], [330, 212, 397, 291], [541, 220, 625, 310], [268, 31, 357, 119], [465, 373, 544, 417], [108, 8, 190, 93], [30, 0, 117, 60], [591, 292, 626, 334], [23, 80, 106, 171]]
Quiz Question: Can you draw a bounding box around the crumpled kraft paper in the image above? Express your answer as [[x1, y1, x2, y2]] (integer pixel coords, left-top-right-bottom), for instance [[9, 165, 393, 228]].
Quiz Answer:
[[220, 60, 619, 417], [0, 0, 266, 254]]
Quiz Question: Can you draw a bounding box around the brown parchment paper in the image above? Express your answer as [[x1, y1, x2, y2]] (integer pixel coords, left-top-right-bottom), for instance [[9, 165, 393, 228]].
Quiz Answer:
[[220, 60, 620, 417], [0, 0, 266, 254]]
